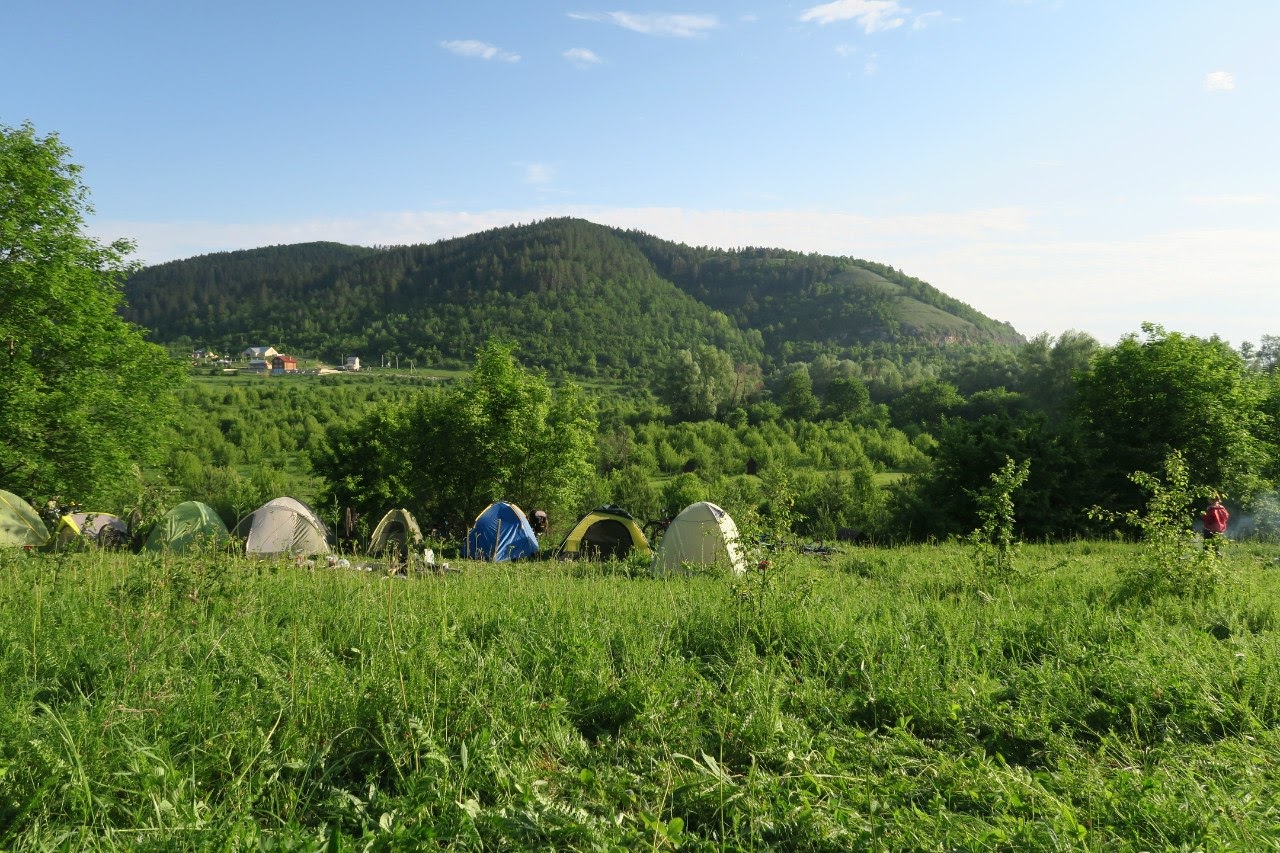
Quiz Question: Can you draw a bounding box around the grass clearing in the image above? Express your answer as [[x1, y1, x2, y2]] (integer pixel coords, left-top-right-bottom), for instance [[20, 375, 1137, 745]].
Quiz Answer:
[[4, 541, 1280, 848]]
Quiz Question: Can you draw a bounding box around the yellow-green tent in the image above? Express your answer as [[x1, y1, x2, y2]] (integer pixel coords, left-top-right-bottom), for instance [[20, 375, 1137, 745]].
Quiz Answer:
[[0, 489, 48, 548], [556, 505, 650, 560]]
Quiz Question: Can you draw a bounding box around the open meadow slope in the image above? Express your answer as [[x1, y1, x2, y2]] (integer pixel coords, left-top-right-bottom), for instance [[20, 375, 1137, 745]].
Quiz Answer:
[[5, 541, 1280, 849]]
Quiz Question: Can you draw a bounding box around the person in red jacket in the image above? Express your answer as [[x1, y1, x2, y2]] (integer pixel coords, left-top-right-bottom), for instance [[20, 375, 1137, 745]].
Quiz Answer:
[[1202, 497, 1229, 554]]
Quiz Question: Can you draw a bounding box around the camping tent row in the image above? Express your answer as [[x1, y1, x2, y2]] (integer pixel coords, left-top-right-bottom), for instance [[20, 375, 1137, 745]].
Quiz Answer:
[[462, 501, 644, 563], [463, 499, 746, 575], [6, 487, 747, 574], [2, 492, 336, 558], [143, 500, 422, 558]]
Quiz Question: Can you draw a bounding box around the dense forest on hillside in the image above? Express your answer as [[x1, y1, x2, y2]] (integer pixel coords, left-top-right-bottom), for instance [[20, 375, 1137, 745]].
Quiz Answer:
[[621, 230, 1022, 360], [122, 218, 1018, 379]]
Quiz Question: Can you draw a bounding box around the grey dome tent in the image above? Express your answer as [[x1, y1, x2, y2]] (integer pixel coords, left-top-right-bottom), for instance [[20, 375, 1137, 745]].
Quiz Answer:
[[55, 512, 130, 549], [652, 501, 746, 575], [234, 497, 330, 557]]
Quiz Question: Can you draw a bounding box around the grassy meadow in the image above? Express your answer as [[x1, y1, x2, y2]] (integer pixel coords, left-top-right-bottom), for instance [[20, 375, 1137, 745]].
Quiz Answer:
[[5, 541, 1280, 850]]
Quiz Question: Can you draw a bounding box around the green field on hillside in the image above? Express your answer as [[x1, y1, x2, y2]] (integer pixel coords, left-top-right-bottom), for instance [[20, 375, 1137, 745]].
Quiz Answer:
[[5, 541, 1280, 849]]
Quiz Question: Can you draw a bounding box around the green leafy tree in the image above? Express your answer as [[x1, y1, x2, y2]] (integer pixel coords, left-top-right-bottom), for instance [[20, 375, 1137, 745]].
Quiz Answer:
[[659, 473, 706, 518], [314, 341, 595, 534], [822, 376, 871, 421], [889, 378, 963, 431], [776, 365, 821, 421], [0, 123, 184, 503], [659, 345, 737, 421], [1075, 323, 1269, 510]]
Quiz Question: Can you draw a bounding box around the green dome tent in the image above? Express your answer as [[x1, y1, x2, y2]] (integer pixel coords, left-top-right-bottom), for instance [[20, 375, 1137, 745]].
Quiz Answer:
[[144, 501, 231, 554], [0, 489, 49, 548]]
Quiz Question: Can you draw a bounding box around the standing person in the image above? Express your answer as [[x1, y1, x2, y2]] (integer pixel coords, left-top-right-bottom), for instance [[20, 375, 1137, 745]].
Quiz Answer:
[[1202, 497, 1229, 554]]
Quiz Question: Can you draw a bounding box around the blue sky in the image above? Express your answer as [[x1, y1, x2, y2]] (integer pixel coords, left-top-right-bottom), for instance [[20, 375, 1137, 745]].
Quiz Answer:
[[8, 1, 1277, 347]]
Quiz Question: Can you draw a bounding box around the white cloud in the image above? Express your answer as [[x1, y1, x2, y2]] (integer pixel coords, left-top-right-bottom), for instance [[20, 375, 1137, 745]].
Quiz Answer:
[[441, 39, 521, 62], [563, 47, 602, 68], [800, 0, 907, 33], [1204, 70, 1235, 91], [568, 12, 719, 38]]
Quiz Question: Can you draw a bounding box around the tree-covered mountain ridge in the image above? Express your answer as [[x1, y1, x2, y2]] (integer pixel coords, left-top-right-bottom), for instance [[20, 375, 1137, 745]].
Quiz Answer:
[[122, 217, 1023, 377]]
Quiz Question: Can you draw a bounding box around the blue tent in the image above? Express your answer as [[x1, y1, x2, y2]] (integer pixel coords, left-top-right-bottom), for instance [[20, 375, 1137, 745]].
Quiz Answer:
[[465, 501, 539, 561]]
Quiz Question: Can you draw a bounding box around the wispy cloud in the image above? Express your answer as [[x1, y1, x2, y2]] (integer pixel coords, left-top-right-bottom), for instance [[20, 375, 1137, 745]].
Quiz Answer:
[[441, 39, 521, 62], [912, 10, 944, 30], [568, 12, 719, 38], [1188, 192, 1272, 207], [800, 0, 908, 33], [523, 163, 556, 186], [98, 205, 1035, 268], [1203, 70, 1235, 91], [563, 47, 602, 68]]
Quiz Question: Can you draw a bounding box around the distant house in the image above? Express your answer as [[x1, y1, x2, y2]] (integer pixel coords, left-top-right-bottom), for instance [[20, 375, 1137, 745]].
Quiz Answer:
[[271, 355, 299, 375], [192, 349, 218, 361], [247, 359, 269, 373], [343, 356, 361, 372], [243, 346, 279, 360]]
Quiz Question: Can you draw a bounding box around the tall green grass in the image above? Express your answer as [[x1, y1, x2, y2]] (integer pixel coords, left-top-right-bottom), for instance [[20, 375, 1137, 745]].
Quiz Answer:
[[3, 541, 1280, 849]]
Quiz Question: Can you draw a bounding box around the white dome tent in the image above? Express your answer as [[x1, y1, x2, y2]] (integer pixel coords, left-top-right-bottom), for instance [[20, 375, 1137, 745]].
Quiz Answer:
[[233, 497, 330, 557], [652, 501, 746, 576]]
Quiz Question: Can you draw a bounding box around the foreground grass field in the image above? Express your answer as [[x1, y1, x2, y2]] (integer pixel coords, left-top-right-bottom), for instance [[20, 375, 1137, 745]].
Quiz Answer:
[[4, 542, 1280, 850]]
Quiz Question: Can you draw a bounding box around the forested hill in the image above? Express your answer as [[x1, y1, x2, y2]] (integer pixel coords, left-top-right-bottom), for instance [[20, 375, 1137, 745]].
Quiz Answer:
[[122, 218, 1022, 377]]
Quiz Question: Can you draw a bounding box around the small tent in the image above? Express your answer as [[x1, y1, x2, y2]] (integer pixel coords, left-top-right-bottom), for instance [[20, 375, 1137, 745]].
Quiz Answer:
[[234, 497, 330, 557], [55, 512, 130, 550], [0, 489, 49, 548], [556, 505, 651, 561], [144, 501, 231, 554], [652, 501, 746, 575], [368, 508, 424, 557], [465, 501, 539, 562]]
